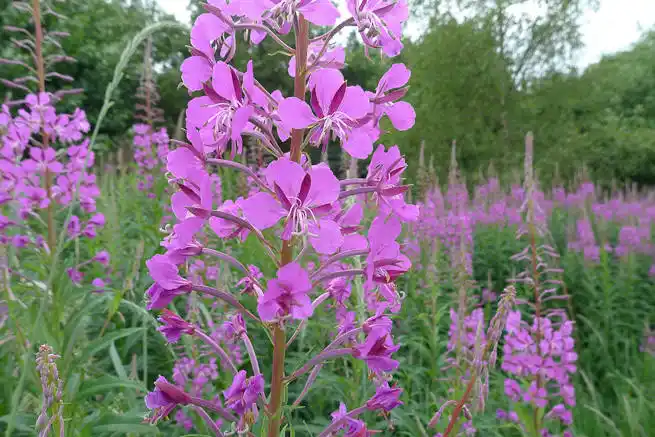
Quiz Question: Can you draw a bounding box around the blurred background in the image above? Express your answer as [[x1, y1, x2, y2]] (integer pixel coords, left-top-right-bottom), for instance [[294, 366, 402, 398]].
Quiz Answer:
[[3, 0, 655, 187]]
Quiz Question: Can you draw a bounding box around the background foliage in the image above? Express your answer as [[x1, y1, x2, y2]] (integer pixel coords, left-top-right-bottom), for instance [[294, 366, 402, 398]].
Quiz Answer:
[[2, 0, 655, 435]]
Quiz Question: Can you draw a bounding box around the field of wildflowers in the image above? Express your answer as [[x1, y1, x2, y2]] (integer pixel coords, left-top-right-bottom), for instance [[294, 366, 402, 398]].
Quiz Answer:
[[1, 0, 653, 437]]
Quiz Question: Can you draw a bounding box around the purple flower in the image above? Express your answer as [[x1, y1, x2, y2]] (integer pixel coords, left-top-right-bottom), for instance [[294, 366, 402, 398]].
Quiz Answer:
[[261, 0, 341, 29], [329, 402, 367, 435], [288, 41, 345, 77], [277, 69, 374, 158], [223, 370, 264, 415], [91, 278, 106, 292], [223, 313, 247, 340], [504, 379, 522, 402], [145, 255, 193, 309], [236, 265, 263, 294], [158, 309, 196, 343], [347, 0, 408, 56], [365, 382, 403, 412], [241, 157, 343, 254], [93, 250, 110, 266], [187, 61, 260, 157], [366, 144, 419, 221], [365, 214, 411, 288], [524, 381, 548, 408], [353, 328, 400, 372], [22, 147, 63, 174], [369, 63, 415, 131], [66, 268, 83, 285], [258, 262, 313, 321], [145, 376, 192, 424]]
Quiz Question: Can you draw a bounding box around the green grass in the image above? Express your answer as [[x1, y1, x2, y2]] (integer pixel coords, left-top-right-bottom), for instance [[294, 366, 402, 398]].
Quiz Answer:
[[1, 168, 654, 436]]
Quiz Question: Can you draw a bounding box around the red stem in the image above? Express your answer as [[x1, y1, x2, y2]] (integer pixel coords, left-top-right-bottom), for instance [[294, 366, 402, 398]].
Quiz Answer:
[[266, 14, 309, 437]]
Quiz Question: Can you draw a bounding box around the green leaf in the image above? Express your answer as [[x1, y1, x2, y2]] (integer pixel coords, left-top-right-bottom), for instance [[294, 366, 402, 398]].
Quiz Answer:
[[79, 327, 144, 363], [77, 375, 146, 399], [92, 423, 159, 434], [109, 341, 128, 380]]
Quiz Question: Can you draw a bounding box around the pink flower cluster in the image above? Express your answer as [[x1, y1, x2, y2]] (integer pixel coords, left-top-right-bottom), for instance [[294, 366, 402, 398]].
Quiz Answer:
[[133, 124, 170, 195], [499, 313, 577, 436], [1, 93, 103, 257], [412, 172, 655, 275], [143, 0, 417, 434]]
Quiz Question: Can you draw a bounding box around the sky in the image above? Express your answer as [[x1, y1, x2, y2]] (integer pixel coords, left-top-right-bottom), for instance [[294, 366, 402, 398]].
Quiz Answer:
[[156, 0, 655, 69]]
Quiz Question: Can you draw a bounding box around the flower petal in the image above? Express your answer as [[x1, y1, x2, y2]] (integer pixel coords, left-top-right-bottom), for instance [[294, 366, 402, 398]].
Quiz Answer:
[[277, 97, 316, 130], [309, 219, 344, 254], [299, 0, 340, 26], [343, 128, 374, 159], [385, 101, 415, 131], [240, 192, 286, 230], [181, 56, 212, 92]]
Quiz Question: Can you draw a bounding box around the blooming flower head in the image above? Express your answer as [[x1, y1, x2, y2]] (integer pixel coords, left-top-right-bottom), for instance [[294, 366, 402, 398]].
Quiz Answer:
[[366, 381, 403, 412], [146, 255, 193, 309], [353, 327, 400, 372], [241, 157, 344, 254], [158, 309, 196, 343], [187, 61, 263, 157], [277, 69, 375, 158], [145, 376, 192, 424], [369, 63, 415, 131], [366, 144, 419, 221], [348, 0, 408, 56], [223, 370, 264, 415], [258, 262, 313, 321]]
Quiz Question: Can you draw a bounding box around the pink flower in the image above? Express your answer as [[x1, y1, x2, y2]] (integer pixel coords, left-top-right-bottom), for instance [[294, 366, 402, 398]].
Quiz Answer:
[[277, 69, 375, 158], [145, 376, 192, 424], [146, 255, 193, 309], [187, 61, 259, 157], [370, 63, 415, 131], [257, 262, 313, 321], [209, 198, 251, 241], [241, 157, 343, 254], [262, 0, 340, 29], [348, 0, 408, 56], [365, 214, 411, 288], [158, 309, 196, 343], [353, 328, 400, 372], [91, 278, 106, 292], [365, 382, 403, 412], [366, 144, 419, 221], [93, 250, 110, 266], [22, 147, 64, 174], [223, 370, 264, 415]]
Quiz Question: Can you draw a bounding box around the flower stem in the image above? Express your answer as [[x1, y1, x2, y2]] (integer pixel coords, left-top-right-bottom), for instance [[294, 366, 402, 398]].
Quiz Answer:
[[267, 325, 287, 437], [267, 14, 309, 437], [32, 0, 56, 253]]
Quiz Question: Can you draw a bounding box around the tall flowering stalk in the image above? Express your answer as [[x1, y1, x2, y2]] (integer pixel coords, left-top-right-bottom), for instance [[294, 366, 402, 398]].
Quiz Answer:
[[132, 37, 170, 197], [0, 0, 105, 285], [35, 344, 64, 437], [498, 133, 577, 437], [144, 1, 417, 435], [429, 285, 516, 437]]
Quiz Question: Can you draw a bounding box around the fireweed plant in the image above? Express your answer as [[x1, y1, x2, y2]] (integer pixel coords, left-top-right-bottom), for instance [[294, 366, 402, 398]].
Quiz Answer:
[[496, 134, 577, 437], [0, 0, 107, 290], [424, 148, 517, 436], [132, 37, 170, 198], [143, 0, 418, 436]]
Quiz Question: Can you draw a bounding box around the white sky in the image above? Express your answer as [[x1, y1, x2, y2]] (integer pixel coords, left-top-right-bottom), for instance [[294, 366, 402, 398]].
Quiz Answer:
[[156, 0, 655, 70]]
